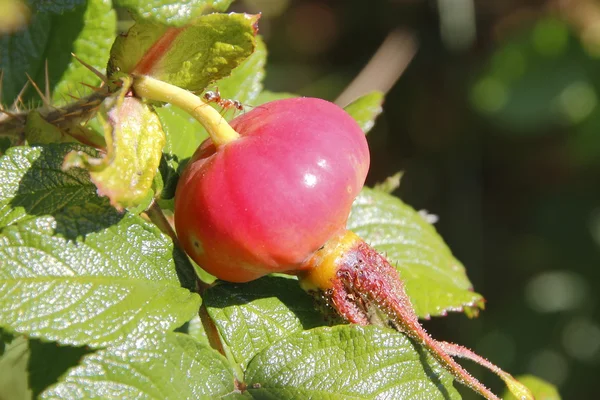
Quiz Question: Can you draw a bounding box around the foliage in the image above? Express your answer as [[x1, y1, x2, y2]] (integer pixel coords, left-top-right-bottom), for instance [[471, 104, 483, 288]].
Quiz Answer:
[[0, 1, 561, 399]]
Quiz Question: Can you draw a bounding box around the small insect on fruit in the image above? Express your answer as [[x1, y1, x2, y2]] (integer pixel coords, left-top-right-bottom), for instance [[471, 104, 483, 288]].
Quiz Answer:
[[203, 88, 244, 115]]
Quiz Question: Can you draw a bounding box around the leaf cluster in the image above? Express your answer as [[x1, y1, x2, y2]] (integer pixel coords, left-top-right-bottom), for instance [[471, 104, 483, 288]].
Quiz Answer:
[[0, 1, 558, 399]]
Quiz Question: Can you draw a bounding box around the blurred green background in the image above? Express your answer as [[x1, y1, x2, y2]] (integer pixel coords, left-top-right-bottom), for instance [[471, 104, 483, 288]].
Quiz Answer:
[[233, 0, 600, 398]]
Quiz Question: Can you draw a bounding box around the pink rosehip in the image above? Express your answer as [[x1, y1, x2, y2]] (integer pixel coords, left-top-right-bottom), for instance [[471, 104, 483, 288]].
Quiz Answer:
[[174, 97, 369, 282]]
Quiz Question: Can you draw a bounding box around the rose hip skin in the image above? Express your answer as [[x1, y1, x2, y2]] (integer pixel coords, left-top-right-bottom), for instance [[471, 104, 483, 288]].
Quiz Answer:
[[174, 97, 369, 282]]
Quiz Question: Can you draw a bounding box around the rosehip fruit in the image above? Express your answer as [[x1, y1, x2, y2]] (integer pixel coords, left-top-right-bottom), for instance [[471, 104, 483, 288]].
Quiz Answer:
[[174, 97, 369, 283], [172, 94, 529, 400]]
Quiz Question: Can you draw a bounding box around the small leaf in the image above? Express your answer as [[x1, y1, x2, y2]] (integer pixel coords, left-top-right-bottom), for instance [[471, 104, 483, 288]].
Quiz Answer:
[[0, 0, 116, 106], [373, 171, 403, 194], [114, 0, 235, 27], [503, 375, 562, 400], [344, 91, 384, 134], [0, 207, 200, 348], [40, 332, 235, 399], [245, 325, 460, 399], [0, 337, 30, 400], [63, 88, 166, 211], [108, 13, 258, 93], [347, 187, 484, 318], [0, 144, 100, 228], [204, 277, 326, 370]]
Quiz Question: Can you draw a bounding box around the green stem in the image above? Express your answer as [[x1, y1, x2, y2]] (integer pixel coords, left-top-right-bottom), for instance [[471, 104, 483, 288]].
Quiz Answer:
[[132, 75, 240, 147]]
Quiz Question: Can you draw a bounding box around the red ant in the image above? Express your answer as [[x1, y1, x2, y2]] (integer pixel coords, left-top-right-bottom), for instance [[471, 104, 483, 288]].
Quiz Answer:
[[203, 88, 244, 114]]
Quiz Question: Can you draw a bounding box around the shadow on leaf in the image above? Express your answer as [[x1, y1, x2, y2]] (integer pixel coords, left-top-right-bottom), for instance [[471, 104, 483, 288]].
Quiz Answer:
[[204, 276, 328, 331]]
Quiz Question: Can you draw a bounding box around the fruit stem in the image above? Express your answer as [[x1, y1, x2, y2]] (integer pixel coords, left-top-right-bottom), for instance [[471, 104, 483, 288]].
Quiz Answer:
[[132, 75, 240, 147], [299, 230, 501, 400]]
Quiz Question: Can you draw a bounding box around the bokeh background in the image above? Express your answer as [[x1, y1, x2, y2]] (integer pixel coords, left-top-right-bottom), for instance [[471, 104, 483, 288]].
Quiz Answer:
[[232, 0, 600, 398]]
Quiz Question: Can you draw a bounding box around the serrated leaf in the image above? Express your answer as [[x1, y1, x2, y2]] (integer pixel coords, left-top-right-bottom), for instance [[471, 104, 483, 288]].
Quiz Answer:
[[204, 277, 326, 370], [40, 333, 234, 399], [29, 0, 86, 14], [63, 90, 166, 211], [0, 144, 100, 228], [0, 0, 116, 106], [504, 375, 561, 400], [245, 325, 460, 400], [114, 0, 235, 27], [347, 187, 484, 318], [0, 207, 200, 348], [344, 91, 384, 134], [108, 13, 258, 93]]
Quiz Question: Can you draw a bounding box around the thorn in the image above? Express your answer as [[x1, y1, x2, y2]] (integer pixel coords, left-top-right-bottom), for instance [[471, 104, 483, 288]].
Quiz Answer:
[[44, 60, 51, 105], [79, 82, 104, 92], [11, 80, 30, 112], [0, 108, 20, 119], [25, 72, 51, 107], [71, 53, 107, 83], [63, 110, 84, 118], [67, 93, 81, 101]]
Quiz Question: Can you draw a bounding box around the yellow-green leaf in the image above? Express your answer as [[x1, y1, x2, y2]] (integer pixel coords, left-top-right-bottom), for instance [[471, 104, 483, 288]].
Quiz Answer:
[[63, 88, 165, 211], [107, 13, 258, 93]]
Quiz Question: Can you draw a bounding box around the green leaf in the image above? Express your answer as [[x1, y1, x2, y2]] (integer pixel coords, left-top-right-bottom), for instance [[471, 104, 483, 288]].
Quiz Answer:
[[156, 104, 209, 163], [204, 277, 326, 370], [504, 375, 561, 400], [114, 0, 235, 27], [343, 91, 384, 134], [0, 0, 116, 106], [373, 171, 403, 194], [0, 207, 200, 348], [213, 35, 267, 106], [245, 325, 460, 399], [63, 89, 166, 211], [347, 187, 484, 318], [0, 144, 100, 228], [107, 13, 258, 93], [0, 337, 30, 400], [40, 332, 235, 399]]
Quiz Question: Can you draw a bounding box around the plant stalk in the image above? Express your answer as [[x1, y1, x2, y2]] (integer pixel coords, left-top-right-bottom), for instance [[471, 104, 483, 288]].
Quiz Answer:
[[132, 75, 240, 147]]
